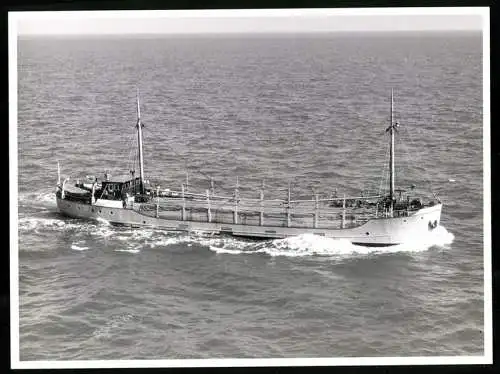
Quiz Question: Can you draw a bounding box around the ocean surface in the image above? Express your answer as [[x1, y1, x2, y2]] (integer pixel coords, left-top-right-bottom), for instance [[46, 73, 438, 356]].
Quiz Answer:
[[16, 32, 484, 361]]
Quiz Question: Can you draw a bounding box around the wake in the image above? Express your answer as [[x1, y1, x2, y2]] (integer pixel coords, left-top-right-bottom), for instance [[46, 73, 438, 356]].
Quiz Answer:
[[17, 208, 454, 258], [205, 226, 454, 257]]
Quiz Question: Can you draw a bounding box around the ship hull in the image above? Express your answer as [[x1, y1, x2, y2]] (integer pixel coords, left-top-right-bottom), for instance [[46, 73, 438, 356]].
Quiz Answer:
[[56, 196, 442, 246]]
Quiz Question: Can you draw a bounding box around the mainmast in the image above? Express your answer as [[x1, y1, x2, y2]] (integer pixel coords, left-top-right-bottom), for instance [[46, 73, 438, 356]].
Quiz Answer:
[[386, 89, 398, 215], [136, 89, 145, 194]]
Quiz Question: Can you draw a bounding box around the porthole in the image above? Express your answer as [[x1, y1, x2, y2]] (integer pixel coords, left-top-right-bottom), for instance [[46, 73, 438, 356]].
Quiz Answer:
[[403, 219, 407, 222], [365, 232, 369, 235], [143, 221, 146, 224], [99, 209, 102, 213], [110, 211, 113, 215], [91, 208, 95, 212]]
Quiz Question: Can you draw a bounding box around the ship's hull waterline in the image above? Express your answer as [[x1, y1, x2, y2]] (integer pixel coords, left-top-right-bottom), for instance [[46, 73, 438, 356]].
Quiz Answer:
[[56, 197, 442, 247]]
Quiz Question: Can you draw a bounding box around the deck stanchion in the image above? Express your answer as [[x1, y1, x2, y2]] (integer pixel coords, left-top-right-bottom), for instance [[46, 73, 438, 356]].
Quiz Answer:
[[181, 184, 186, 221], [260, 180, 264, 226], [57, 161, 61, 186], [61, 178, 68, 199], [234, 177, 239, 224], [341, 194, 346, 229], [156, 186, 160, 218], [287, 183, 291, 228], [314, 193, 319, 228], [206, 189, 212, 223], [91, 182, 96, 205], [210, 177, 215, 196]]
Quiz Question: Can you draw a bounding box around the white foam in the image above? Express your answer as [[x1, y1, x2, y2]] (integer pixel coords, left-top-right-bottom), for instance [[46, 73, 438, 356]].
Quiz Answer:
[[268, 234, 359, 257], [95, 217, 111, 226], [19, 211, 455, 258], [428, 225, 455, 246], [130, 229, 155, 241], [387, 225, 455, 252], [18, 214, 115, 238], [111, 228, 190, 248], [149, 236, 187, 248], [114, 248, 140, 254], [71, 243, 89, 251], [18, 217, 70, 232], [204, 234, 368, 257], [208, 246, 245, 255], [92, 313, 137, 340], [113, 235, 130, 241], [90, 226, 114, 239], [18, 192, 56, 208], [205, 226, 455, 258]]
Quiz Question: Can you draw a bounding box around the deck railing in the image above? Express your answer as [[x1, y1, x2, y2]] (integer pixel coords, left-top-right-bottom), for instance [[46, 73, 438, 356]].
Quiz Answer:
[[133, 189, 395, 229]]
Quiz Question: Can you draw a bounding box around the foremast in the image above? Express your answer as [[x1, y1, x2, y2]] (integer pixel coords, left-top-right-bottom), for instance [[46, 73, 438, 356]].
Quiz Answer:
[[386, 89, 399, 216], [136, 89, 145, 194]]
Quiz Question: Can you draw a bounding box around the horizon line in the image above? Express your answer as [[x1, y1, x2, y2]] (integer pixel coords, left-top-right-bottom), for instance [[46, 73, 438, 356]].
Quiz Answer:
[[17, 29, 483, 37]]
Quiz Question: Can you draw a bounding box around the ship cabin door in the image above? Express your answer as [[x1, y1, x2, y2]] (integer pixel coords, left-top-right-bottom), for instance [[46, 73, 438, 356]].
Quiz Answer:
[[101, 181, 125, 201]]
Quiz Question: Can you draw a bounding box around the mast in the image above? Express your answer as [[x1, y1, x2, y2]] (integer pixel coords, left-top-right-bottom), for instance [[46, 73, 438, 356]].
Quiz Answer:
[[386, 89, 398, 216], [136, 89, 145, 194], [390, 89, 394, 205], [57, 161, 61, 186]]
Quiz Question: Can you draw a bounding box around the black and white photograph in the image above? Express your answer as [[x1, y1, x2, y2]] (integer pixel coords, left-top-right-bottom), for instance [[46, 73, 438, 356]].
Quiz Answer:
[[10, 7, 491, 369]]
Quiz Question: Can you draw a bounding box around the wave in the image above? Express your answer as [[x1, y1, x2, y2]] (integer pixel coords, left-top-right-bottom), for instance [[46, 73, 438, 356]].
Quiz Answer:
[[18, 215, 115, 241], [18, 216, 79, 232], [208, 246, 248, 255], [92, 313, 139, 340], [205, 235, 358, 257], [95, 217, 111, 226], [148, 236, 189, 248], [18, 191, 57, 209], [114, 248, 140, 254], [206, 226, 455, 258], [18, 209, 455, 258], [71, 243, 89, 251]]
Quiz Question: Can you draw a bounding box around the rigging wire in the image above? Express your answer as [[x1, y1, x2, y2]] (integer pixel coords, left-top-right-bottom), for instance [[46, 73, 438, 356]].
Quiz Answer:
[[378, 137, 390, 197], [140, 126, 226, 186], [137, 114, 396, 198], [126, 129, 138, 177], [397, 118, 435, 196], [391, 110, 408, 191]]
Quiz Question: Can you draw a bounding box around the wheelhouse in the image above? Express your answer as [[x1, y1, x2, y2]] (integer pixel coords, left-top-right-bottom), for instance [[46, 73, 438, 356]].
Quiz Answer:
[[100, 176, 143, 200]]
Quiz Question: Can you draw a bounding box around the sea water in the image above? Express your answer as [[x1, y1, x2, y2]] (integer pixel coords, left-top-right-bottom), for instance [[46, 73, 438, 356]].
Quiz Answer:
[[16, 32, 484, 360]]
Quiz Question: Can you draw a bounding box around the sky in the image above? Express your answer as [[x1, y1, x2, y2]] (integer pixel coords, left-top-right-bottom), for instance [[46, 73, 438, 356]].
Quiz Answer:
[[13, 8, 486, 35]]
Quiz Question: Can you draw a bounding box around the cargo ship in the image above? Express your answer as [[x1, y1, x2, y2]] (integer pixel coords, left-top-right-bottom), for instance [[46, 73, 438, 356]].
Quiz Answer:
[[56, 90, 442, 247]]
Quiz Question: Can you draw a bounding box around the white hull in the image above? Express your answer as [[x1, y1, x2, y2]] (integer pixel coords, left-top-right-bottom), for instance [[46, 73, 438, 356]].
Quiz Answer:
[[56, 197, 442, 246]]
